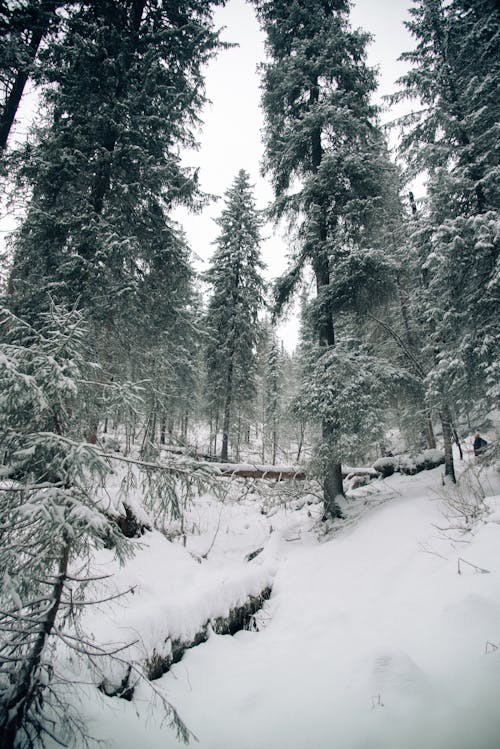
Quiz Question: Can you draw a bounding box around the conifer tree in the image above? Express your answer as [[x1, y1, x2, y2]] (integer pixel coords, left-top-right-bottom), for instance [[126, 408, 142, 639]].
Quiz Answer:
[[204, 170, 266, 461], [0, 303, 195, 748], [4, 0, 224, 440], [259, 324, 284, 464], [393, 0, 499, 474], [253, 0, 399, 516]]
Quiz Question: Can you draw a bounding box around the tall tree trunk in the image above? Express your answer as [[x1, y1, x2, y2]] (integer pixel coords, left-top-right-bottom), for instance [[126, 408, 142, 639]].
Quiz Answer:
[[0, 0, 59, 151], [309, 81, 344, 517], [439, 404, 456, 482], [221, 358, 234, 462]]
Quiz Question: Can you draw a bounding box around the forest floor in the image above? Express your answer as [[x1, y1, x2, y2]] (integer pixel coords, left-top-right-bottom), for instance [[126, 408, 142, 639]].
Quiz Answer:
[[50, 451, 500, 749]]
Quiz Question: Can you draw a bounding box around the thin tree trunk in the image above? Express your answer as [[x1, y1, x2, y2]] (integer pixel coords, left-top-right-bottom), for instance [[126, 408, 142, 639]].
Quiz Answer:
[[451, 420, 463, 460], [221, 358, 234, 462], [235, 412, 241, 462], [2, 541, 70, 748], [296, 422, 305, 463]]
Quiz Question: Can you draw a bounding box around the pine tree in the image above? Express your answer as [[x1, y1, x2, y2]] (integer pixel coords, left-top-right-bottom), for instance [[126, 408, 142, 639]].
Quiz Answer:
[[253, 0, 400, 516], [204, 170, 266, 461]]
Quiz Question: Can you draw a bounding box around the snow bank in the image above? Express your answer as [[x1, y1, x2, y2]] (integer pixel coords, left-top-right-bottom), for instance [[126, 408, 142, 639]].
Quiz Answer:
[[80, 528, 281, 689]]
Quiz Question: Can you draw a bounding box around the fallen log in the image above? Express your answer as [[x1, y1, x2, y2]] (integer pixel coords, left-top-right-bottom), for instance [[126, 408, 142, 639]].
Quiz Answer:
[[99, 585, 273, 699], [207, 461, 307, 481], [206, 462, 379, 482]]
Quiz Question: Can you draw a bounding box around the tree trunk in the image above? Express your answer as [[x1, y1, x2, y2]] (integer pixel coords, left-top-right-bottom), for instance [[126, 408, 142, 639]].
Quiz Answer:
[[221, 358, 234, 462], [439, 404, 456, 483], [1, 541, 70, 749], [308, 80, 344, 517], [322, 422, 344, 519], [0, 1, 60, 151], [314, 251, 344, 517], [452, 420, 463, 460], [425, 410, 436, 449]]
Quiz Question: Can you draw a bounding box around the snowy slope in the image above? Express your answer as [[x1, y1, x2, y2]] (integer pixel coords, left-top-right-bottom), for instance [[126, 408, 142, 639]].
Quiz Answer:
[[59, 465, 500, 749]]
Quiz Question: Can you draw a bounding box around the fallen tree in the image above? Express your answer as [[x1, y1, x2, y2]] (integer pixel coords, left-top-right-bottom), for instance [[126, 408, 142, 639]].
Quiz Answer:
[[205, 462, 380, 482], [99, 586, 273, 699]]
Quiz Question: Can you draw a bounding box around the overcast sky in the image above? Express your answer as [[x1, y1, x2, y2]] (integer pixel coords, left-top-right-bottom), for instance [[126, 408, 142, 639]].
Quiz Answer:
[[176, 0, 416, 347]]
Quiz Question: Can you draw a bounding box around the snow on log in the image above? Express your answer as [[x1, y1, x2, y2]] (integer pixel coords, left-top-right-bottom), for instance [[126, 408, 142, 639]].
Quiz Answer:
[[204, 462, 379, 481], [142, 586, 273, 684], [207, 461, 307, 480], [85, 531, 280, 700], [373, 449, 445, 478]]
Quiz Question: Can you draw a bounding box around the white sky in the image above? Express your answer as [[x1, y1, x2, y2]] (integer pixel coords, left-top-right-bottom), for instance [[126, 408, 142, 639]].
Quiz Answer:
[[176, 0, 416, 348]]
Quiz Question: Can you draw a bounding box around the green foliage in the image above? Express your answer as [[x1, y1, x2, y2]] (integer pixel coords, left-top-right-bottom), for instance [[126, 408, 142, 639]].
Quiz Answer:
[[0, 304, 131, 747], [293, 339, 411, 463], [394, 0, 499, 213], [255, 0, 403, 491], [6, 0, 224, 349], [394, 0, 500, 428], [204, 169, 266, 451]]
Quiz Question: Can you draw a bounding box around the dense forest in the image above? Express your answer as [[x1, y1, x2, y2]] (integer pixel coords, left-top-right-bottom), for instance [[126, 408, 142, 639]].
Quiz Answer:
[[0, 1, 498, 747]]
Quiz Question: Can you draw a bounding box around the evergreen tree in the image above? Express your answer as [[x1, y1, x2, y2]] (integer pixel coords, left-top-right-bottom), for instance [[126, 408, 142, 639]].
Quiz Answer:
[[393, 0, 499, 476], [259, 323, 284, 464], [4, 0, 224, 440], [204, 169, 266, 461], [253, 0, 400, 516], [7, 0, 222, 322]]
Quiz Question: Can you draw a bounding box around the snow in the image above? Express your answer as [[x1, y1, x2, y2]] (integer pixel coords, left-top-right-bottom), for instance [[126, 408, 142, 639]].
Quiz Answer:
[[51, 463, 500, 749]]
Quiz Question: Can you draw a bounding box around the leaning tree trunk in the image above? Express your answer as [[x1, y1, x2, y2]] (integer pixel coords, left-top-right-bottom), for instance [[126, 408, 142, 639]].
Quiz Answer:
[[1, 541, 70, 749], [0, 0, 60, 151]]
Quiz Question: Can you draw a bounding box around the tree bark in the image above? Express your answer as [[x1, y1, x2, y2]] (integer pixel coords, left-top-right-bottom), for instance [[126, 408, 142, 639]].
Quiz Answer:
[[1, 541, 70, 749], [0, 0, 59, 151], [221, 357, 234, 461], [308, 79, 344, 517], [425, 410, 436, 449], [439, 404, 456, 482]]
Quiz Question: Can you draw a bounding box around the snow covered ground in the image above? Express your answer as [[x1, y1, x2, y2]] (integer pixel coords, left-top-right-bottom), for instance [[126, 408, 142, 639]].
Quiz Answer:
[[54, 459, 500, 749]]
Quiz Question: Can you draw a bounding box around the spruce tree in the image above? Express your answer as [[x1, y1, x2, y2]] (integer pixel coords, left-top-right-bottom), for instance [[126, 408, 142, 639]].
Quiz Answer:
[[393, 0, 499, 471], [253, 0, 400, 516], [204, 169, 266, 461], [4, 0, 223, 441]]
